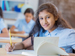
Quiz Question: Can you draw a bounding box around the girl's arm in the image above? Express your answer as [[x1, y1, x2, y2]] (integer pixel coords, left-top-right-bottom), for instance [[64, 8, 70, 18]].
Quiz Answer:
[[13, 37, 32, 50], [10, 25, 25, 34], [5, 37, 32, 52], [14, 37, 32, 50], [0, 28, 9, 37]]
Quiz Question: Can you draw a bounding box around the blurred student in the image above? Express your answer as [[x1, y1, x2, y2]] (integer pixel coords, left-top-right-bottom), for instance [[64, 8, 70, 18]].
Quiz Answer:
[[0, 7, 9, 48], [5, 3, 75, 56], [0, 7, 9, 37], [10, 8, 35, 41]]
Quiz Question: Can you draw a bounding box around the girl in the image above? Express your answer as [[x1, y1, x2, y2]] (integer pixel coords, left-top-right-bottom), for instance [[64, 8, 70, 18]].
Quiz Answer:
[[0, 7, 9, 48], [0, 7, 9, 37], [10, 8, 35, 41], [5, 3, 75, 56]]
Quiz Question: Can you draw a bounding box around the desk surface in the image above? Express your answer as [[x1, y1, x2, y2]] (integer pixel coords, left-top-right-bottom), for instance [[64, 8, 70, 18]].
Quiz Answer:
[[11, 34, 29, 38], [0, 48, 24, 56], [0, 38, 22, 43]]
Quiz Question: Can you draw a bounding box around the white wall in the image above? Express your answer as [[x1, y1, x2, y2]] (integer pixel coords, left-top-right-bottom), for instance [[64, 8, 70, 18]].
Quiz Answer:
[[29, 0, 39, 12]]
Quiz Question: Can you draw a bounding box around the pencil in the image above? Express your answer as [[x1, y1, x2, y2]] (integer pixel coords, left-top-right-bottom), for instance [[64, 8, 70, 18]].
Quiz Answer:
[[9, 30, 12, 46]]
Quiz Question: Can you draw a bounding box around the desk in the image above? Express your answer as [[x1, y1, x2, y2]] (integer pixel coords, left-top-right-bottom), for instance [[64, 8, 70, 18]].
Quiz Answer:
[[11, 34, 29, 38], [0, 48, 24, 56], [0, 38, 22, 43]]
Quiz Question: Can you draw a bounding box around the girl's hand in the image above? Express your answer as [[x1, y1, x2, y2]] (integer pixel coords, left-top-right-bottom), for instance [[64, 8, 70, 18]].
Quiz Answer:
[[5, 43, 15, 52]]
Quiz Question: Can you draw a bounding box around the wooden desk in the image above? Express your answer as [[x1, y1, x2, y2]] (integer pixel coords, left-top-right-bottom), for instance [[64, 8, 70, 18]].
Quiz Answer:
[[0, 38, 22, 43], [11, 34, 29, 38], [0, 48, 24, 56]]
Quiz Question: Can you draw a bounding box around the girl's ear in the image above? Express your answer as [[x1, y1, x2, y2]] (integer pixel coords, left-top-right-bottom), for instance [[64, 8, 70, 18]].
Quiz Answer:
[[55, 16, 58, 21]]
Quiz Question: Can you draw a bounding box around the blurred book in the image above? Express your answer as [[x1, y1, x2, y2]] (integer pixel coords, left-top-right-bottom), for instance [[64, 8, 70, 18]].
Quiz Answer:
[[2, 0, 5, 11], [22, 37, 68, 56], [5, 0, 10, 11], [34, 37, 69, 56], [4, 1, 6, 10]]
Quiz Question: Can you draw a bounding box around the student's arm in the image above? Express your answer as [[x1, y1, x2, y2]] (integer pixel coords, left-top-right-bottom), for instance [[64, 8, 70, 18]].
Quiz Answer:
[[5, 37, 32, 52], [14, 37, 32, 50], [10, 25, 25, 34], [22, 37, 32, 49], [0, 28, 9, 37]]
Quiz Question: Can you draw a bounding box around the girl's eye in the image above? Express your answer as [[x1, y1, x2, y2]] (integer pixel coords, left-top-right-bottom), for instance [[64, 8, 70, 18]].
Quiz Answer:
[[46, 16, 50, 19], [40, 18, 43, 20]]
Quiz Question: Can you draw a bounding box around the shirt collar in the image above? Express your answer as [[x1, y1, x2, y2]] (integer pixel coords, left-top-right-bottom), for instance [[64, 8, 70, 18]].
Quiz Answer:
[[25, 19, 33, 24], [45, 27, 62, 36]]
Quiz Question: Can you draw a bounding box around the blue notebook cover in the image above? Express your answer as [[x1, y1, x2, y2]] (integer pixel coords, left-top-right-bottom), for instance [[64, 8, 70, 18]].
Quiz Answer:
[[2, 0, 5, 11], [5, 0, 10, 11], [4, 1, 6, 10]]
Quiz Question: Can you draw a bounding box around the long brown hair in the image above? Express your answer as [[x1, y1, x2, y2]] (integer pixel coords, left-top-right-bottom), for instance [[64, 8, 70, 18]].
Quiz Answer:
[[29, 3, 72, 37], [0, 7, 3, 18]]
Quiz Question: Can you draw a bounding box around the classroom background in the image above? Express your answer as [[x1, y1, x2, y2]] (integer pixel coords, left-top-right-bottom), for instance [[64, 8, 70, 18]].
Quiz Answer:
[[0, 0, 75, 29], [0, 0, 75, 49]]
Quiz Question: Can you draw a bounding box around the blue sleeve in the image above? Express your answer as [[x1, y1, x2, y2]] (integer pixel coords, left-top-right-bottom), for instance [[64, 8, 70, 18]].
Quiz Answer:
[[14, 19, 20, 28], [0, 19, 6, 31], [66, 29, 75, 49]]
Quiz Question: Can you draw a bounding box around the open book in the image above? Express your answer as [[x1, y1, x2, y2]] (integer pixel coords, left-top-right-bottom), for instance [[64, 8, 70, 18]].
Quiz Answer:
[[22, 37, 68, 56], [33, 37, 68, 56]]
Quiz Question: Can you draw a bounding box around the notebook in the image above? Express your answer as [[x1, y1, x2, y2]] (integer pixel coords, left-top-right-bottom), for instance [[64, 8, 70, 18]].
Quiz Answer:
[[22, 37, 68, 56]]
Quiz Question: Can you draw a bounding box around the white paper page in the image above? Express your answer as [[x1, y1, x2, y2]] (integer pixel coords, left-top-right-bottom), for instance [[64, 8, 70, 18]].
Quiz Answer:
[[7, 50, 35, 55], [22, 51, 36, 56], [37, 42, 68, 55], [34, 37, 59, 51]]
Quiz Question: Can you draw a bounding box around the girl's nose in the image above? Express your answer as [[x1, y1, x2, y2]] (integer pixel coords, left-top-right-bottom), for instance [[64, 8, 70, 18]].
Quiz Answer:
[[43, 18, 47, 24]]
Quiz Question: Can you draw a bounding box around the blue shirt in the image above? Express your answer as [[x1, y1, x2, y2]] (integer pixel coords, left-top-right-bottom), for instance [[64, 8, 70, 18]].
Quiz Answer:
[[14, 19, 35, 34], [34, 27, 75, 53], [0, 18, 6, 34]]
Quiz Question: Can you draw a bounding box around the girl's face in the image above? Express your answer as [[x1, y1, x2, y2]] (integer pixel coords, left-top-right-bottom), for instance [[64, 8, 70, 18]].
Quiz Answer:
[[25, 13, 33, 23], [39, 10, 57, 32]]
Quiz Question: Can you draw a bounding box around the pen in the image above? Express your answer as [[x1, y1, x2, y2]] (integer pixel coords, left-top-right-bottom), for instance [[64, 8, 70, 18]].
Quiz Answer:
[[9, 30, 12, 46]]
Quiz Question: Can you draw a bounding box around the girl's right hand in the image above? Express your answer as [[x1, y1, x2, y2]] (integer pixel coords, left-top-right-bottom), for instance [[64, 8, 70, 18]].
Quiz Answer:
[[5, 43, 15, 52]]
